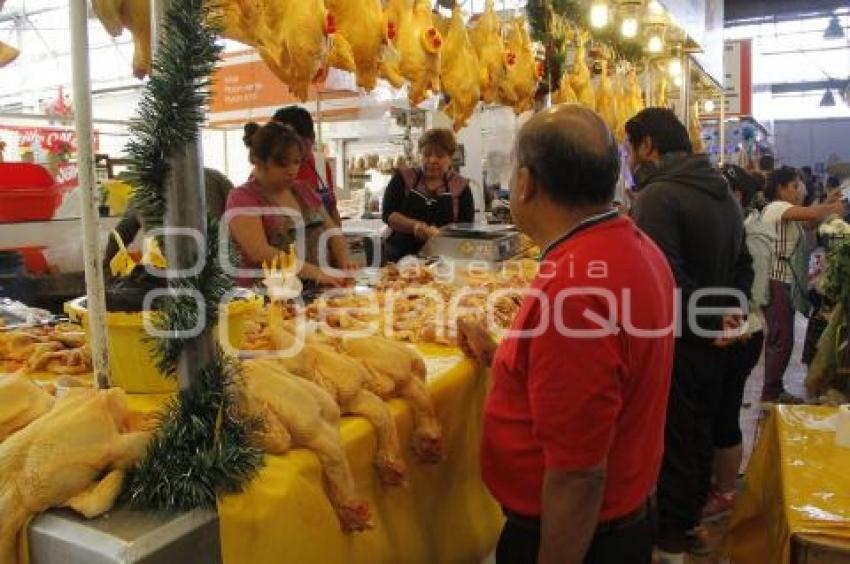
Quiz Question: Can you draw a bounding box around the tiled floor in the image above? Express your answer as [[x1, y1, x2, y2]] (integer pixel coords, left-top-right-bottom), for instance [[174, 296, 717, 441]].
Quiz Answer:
[[482, 315, 813, 564]]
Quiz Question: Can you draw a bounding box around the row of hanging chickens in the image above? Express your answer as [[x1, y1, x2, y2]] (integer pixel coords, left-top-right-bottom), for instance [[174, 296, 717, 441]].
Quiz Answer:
[[90, 0, 541, 131], [551, 30, 647, 142]]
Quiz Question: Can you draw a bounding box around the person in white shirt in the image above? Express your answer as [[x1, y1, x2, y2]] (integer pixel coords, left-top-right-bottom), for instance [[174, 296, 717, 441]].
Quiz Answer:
[[760, 166, 848, 403]]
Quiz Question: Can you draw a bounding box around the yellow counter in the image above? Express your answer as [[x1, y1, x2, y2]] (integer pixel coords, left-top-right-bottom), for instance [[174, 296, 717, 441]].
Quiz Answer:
[[727, 406, 850, 563], [216, 352, 502, 564]]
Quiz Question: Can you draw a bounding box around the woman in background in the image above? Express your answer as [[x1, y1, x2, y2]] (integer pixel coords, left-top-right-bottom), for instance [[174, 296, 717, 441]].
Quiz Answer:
[[381, 128, 474, 263], [226, 121, 355, 288]]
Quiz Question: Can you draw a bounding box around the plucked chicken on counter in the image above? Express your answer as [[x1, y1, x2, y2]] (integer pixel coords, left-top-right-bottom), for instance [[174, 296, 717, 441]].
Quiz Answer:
[[0, 386, 153, 563], [238, 358, 373, 533], [440, 5, 481, 131]]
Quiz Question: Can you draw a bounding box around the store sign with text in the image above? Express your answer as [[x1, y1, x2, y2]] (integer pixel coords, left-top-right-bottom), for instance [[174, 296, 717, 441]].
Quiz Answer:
[[723, 39, 752, 116], [1, 126, 100, 154]]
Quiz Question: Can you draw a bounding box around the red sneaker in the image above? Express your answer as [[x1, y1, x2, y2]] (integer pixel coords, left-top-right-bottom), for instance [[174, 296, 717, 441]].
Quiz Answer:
[[702, 490, 736, 522]]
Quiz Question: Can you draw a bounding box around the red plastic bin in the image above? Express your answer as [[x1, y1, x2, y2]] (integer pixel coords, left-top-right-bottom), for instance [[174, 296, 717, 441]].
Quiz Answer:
[[0, 163, 63, 222]]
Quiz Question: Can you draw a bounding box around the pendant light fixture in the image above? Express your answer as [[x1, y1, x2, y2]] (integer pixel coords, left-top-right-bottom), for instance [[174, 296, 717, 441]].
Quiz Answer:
[[820, 88, 836, 107], [824, 15, 845, 40], [590, 1, 610, 29]]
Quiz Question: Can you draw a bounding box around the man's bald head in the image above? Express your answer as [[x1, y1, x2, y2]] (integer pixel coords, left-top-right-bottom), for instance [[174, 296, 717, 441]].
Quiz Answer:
[[514, 104, 620, 207]]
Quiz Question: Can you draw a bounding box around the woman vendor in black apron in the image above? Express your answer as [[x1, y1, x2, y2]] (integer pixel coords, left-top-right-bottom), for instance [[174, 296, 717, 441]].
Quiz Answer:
[[381, 128, 475, 263]]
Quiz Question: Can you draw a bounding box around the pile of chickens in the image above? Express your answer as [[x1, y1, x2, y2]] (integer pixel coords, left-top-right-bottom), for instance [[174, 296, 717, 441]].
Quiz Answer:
[[0, 373, 154, 562], [0, 324, 92, 376], [90, 0, 542, 131], [552, 30, 646, 142], [240, 295, 443, 532]]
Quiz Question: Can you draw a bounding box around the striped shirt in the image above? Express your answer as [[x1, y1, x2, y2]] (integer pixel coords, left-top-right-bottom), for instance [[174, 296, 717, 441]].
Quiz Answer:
[[762, 201, 802, 284]]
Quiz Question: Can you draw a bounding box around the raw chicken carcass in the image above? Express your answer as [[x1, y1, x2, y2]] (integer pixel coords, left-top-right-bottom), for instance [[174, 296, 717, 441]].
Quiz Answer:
[[0, 388, 151, 563], [325, 0, 384, 91], [216, 0, 264, 47], [625, 68, 645, 118], [0, 41, 18, 68], [595, 61, 618, 133], [0, 373, 54, 443], [264, 307, 408, 486], [689, 101, 705, 153], [91, 0, 152, 79], [500, 18, 538, 115], [552, 71, 579, 105], [568, 31, 595, 110], [654, 70, 668, 107], [440, 6, 480, 131], [613, 71, 629, 141], [384, 0, 443, 106], [335, 336, 443, 463], [256, 0, 335, 101], [469, 0, 507, 105], [239, 358, 372, 532]]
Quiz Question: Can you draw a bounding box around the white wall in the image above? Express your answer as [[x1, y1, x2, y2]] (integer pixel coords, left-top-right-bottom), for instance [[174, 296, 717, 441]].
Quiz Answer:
[[772, 118, 850, 170]]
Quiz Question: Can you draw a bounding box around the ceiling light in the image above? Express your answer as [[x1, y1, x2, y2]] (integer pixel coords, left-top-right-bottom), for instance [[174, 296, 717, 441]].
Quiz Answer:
[[820, 88, 836, 107], [824, 15, 845, 40], [621, 16, 639, 38], [590, 2, 609, 29], [668, 58, 682, 77], [647, 34, 664, 53], [648, 0, 664, 15], [673, 75, 683, 88], [704, 100, 716, 113]]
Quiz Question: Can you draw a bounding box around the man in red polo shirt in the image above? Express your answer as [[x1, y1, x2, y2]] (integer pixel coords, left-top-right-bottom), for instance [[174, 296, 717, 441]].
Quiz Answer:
[[459, 105, 675, 564]]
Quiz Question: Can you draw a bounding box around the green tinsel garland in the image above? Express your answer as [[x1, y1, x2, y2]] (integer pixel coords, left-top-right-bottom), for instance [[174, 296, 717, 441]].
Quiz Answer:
[[120, 0, 263, 511], [528, 0, 644, 93]]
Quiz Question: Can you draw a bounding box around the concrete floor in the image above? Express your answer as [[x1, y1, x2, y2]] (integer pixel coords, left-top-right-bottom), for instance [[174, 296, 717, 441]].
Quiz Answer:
[[482, 314, 813, 564]]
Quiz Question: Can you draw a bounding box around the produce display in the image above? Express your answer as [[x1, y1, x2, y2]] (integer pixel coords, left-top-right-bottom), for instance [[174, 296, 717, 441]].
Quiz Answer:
[[0, 324, 92, 375], [0, 386, 153, 562]]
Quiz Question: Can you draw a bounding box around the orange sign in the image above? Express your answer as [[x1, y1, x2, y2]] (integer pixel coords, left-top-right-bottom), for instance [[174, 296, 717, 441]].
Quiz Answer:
[[209, 52, 357, 115]]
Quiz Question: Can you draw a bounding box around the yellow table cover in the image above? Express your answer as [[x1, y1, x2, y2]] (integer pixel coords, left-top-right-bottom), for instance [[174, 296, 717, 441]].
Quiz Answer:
[[727, 406, 850, 563], [217, 354, 503, 564]]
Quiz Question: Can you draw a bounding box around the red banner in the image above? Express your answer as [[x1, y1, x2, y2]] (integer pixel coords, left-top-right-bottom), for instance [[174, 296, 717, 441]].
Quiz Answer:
[[0, 125, 100, 153]]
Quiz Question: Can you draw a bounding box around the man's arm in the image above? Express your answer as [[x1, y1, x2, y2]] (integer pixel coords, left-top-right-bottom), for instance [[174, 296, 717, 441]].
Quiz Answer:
[[539, 465, 606, 564]]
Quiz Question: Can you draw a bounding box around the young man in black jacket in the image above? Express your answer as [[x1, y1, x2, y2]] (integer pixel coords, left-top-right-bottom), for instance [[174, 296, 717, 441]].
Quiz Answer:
[[627, 108, 753, 563]]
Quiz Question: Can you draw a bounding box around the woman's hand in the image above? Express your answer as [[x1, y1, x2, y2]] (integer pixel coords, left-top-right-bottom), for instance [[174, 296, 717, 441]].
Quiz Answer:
[[413, 222, 440, 242], [315, 270, 351, 288]]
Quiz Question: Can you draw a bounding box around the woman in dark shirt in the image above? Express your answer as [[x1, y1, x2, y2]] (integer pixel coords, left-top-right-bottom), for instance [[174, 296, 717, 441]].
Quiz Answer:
[[382, 128, 474, 262]]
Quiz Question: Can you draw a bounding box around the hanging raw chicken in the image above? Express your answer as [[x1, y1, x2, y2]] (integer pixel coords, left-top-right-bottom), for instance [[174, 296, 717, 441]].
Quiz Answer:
[[440, 6, 480, 131], [654, 70, 668, 107], [625, 67, 645, 118], [216, 0, 264, 47], [500, 17, 539, 115], [613, 71, 629, 141], [552, 67, 579, 105], [256, 0, 355, 101], [596, 60, 617, 133], [0, 0, 19, 68], [383, 0, 443, 106], [689, 101, 705, 153], [568, 31, 595, 110], [325, 0, 384, 91], [91, 0, 152, 79], [470, 0, 508, 105]]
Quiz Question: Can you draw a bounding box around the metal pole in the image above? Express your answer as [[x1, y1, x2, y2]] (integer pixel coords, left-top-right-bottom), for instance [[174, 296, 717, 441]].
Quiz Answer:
[[679, 55, 691, 125], [154, 0, 213, 392], [68, 0, 110, 389], [719, 91, 726, 165]]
